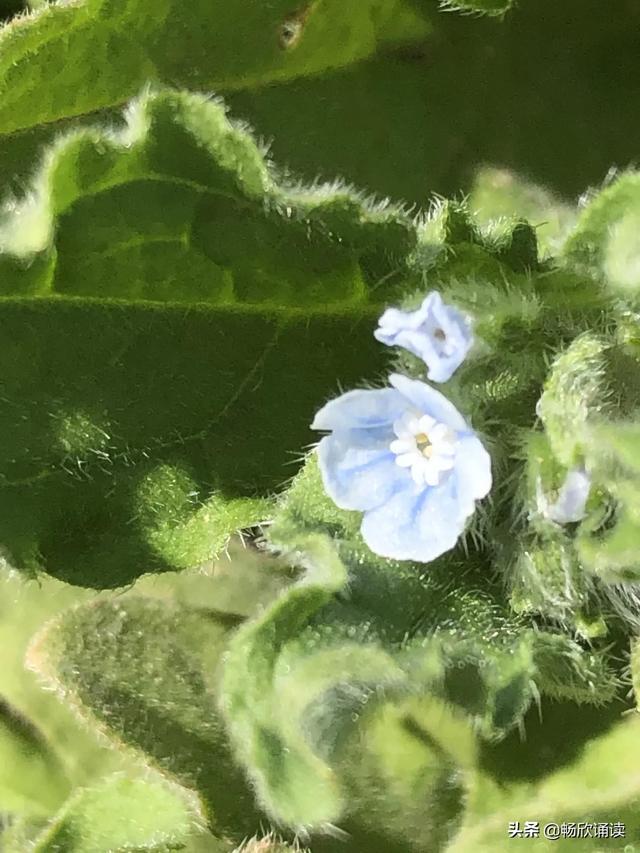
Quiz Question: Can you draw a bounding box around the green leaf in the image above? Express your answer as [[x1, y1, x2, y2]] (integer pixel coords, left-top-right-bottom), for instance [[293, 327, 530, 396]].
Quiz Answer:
[[227, 0, 640, 211], [512, 329, 640, 593], [536, 333, 612, 469], [31, 774, 199, 853], [0, 0, 428, 135], [335, 695, 475, 851], [528, 329, 640, 588], [221, 532, 361, 828], [589, 423, 640, 477], [574, 420, 640, 585], [449, 712, 640, 851], [28, 594, 264, 842], [0, 565, 124, 804], [564, 172, 640, 281], [0, 548, 290, 849], [0, 697, 70, 817], [604, 205, 640, 295], [0, 88, 415, 587], [222, 530, 476, 847], [26, 554, 472, 851]]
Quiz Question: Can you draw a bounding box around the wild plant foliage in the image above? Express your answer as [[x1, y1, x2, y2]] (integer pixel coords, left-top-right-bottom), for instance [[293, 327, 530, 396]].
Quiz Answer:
[[0, 1, 639, 852]]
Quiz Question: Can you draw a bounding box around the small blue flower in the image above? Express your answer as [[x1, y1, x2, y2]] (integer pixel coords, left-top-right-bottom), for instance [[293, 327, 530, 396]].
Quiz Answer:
[[374, 292, 473, 383], [312, 373, 492, 562]]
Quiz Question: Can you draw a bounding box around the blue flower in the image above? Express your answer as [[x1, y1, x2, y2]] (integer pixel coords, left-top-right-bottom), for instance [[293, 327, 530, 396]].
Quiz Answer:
[[311, 373, 492, 562], [374, 292, 473, 383]]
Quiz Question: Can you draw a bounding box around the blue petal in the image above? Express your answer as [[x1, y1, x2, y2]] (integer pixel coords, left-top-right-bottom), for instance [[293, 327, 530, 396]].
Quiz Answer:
[[375, 295, 435, 339], [453, 434, 493, 514], [428, 303, 473, 382], [425, 352, 463, 384], [360, 475, 465, 562], [316, 428, 409, 512], [545, 466, 591, 523], [389, 374, 468, 431], [312, 387, 407, 432]]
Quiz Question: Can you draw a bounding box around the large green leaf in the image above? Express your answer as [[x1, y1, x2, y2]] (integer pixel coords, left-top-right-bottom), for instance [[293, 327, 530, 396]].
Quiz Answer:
[[229, 0, 640, 208], [0, 565, 124, 817], [0, 546, 289, 821], [0, 0, 428, 135], [0, 546, 290, 851], [29, 774, 199, 853], [0, 88, 415, 587], [28, 594, 261, 844], [3, 1, 640, 213]]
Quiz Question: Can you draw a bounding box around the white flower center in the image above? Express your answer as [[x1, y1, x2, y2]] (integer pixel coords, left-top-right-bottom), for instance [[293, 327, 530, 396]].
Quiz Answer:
[[390, 412, 457, 487]]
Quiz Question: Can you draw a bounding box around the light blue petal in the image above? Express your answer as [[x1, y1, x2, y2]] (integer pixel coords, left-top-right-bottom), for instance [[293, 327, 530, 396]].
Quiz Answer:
[[316, 428, 409, 512], [395, 330, 439, 368], [312, 387, 407, 432], [389, 374, 468, 431], [425, 351, 463, 384], [374, 308, 413, 343], [545, 466, 591, 523], [427, 302, 473, 382], [453, 434, 493, 514], [360, 475, 466, 562], [375, 295, 435, 339]]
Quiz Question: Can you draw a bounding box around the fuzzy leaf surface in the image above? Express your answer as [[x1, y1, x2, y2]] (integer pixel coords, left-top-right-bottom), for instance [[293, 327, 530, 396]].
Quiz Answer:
[[563, 171, 640, 299], [28, 594, 262, 844], [221, 529, 476, 848], [0, 0, 428, 135], [30, 774, 198, 853], [0, 89, 413, 587], [449, 713, 640, 851]]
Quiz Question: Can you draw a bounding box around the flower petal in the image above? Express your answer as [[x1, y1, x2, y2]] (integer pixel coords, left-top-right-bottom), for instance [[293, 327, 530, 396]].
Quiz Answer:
[[389, 439, 413, 455], [453, 434, 493, 514], [375, 295, 435, 338], [545, 466, 591, 524], [316, 428, 408, 512], [360, 476, 465, 562], [312, 387, 406, 432], [395, 453, 416, 467], [389, 374, 468, 432]]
